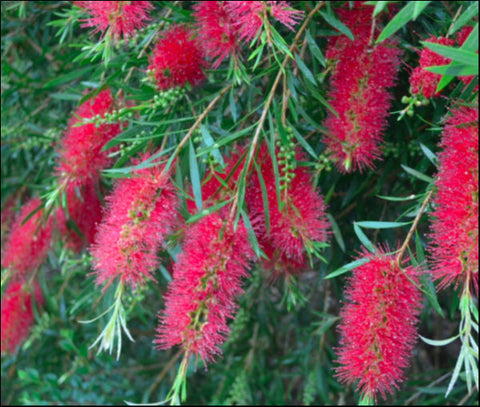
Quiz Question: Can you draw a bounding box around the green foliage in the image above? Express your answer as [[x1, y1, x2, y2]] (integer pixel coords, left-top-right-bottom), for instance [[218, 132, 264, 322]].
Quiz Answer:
[[1, 1, 478, 406]]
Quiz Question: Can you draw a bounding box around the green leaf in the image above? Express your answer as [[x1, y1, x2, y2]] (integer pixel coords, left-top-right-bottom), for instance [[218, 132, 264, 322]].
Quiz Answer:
[[376, 2, 430, 43], [241, 210, 261, 258], [189, 139, 202, 212], [290, 127, 318, 160], [200, 124, 224, 166], [419, 143, 437, 166], [353, 222, 375, 253], [450, 3, 479, 35], [421, 42, 479, 67], [425, 64, 478, 76], [320, 11, 354, 40], [420, 273, 445, 318], [306, 30, 326, 67], [377, 194, 418, 202], [419, 334, 459, 346], [324, 258, 370, 279], [327, 214, 345, 252], [42, 65, 94, 89], [355, 220, 411, 229], [371, 1, 389, 17], [401, 164, 434, 183], [294, 53, 316, 85], [186, 199, 233, 224]]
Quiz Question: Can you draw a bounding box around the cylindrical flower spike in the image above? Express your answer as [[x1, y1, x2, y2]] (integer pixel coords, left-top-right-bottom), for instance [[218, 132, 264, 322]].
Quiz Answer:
[[91, 156, 179, 291], [156, 212, 254, 365], [75, 1, 153, 43], [1, 280, 44, 355], [429, 104, 479, 294], [148, 25, 206, 90], [323, 3, 402, 173], [1, 197, 53, 279], [335, 246, 422, 402]]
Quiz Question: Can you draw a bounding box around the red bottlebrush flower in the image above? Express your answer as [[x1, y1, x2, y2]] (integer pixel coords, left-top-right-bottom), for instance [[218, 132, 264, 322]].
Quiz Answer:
[[225, 1, 304, 43], [148, 25, 206, 90], [246, 144, 329, 276], [193, 1, 239, 69], [1, 280, 44, 354], [409, 36, 455, 99], [1, 197, 53, 278], [323, 3, 402, 173], [91, 156, 179, 290], [56, 88, 122, 188], [429, 104, 479, 294], [56, 180, 104, 253], [156, 212, 254, 365], [335, 247, 422, 402], [76, 1, 153, 43]]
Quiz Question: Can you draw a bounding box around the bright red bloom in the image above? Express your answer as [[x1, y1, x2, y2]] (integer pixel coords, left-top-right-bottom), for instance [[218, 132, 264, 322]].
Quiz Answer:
[[225, 1, 304, 43], [156, 212, 254, 365], [323, 3, 402, 173], [91, 156, 179, 290], [148, 25, 206, 90], [1, 197, 53, 278], [429, 104, 478, 293], [56, 180, 104, 253], [76, 1, 153, 43], [56, 88, 122, 187], [1, 280, 44, 354], [246, 144, 329, 276], [193, 1, 239, 69], [335, 247, 422, 402], [409, 36, 455, 99]]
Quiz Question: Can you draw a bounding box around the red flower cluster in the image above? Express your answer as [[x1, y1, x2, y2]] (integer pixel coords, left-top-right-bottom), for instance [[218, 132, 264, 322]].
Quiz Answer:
[[335, 247, 422, 402], [1, 280, 44, 354], [156, 212, 254, 365], [246, 145, 329, 276], [148, 25, 206, 90], [225, 1, 304, 43], [409, 35, 455, 99], [193, 1, 303, 69], [429, 104, 478, 293], [56, 88, 123, 251], [323, 3, 402, 173], [193, 2, 239, 69], [1, 197, 53, 279], [91, 157, 179, 291], [76, 1, 153, 43]]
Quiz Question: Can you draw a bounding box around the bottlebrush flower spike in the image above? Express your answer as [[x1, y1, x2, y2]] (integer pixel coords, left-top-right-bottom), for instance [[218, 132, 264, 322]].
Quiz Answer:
[[76, 1, 153, 43], [335, 246, 422, 402], [225, 1, 304, 43], [91, 155, 179, 291], [429, 104, 479, 293], [193, 1, 239, 69], [1, 197, 53, 278], [323, 3, 402, 173], [156, 212, 254, 365], [148, 25, 206, 90], [246, 144, 329, 276], [1, 280, 44, 355], [409, 35, 455, 99], [56, 88, 122, 187]]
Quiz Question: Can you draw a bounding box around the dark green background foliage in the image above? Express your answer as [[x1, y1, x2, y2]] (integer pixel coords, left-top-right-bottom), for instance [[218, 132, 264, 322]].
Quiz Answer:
[[1, 1, 478, 405]]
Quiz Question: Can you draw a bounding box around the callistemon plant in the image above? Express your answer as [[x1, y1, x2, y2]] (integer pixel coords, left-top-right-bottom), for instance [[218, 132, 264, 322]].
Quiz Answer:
[[75, 1, 153, 43], [246, 142, 330, 278], [1, 197, 53, 279], [92, 155, 180, 291], [426, 103, 479, 396], [193, 1, 239, 69], [86, 155, 179, 359], [156, 211, 255, 401], [55, 88, 123, 251], [322, 3, 402, 173], [148, 25, 206, 90], [409, 35, 455, 99], [335, 246, 422, 403], [429, 104, 479, 293], [1, 280, 44, 355]]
